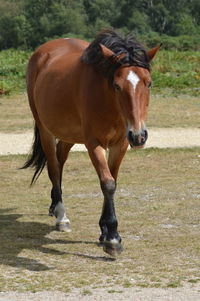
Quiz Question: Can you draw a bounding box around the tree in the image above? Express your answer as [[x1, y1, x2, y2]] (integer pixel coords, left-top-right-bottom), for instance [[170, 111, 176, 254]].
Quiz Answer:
[[24, 0, 87, 47], [0, 0, 199, 50]]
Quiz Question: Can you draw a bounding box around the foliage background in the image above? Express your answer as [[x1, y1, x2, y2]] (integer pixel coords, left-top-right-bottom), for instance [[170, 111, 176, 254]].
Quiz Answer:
[[0, 0, 200, 95], [0, 0, 200, 50]]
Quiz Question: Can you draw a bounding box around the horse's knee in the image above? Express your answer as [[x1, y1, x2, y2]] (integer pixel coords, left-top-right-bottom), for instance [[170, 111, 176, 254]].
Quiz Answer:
[[100, 179, 116, 198]]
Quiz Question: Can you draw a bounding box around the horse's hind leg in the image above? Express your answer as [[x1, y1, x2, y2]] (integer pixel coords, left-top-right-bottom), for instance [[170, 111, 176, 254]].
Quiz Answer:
[[39, 128, 72, 232], [56, 140, 74, 187], [53, 140, 74, 231]]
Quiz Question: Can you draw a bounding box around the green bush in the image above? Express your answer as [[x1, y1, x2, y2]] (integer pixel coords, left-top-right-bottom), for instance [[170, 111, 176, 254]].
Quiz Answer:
[[0, 49, 31, 94], [141, 33, 200, 51], [151, 50, 200, 95], [0, 0, 200, 51], [0, 49, 199, 96]]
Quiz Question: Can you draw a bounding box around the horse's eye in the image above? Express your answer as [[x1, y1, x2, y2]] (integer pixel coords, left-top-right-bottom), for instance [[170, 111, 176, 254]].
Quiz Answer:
[[113, 82, 121, 91], [147, 81, 152, 88]]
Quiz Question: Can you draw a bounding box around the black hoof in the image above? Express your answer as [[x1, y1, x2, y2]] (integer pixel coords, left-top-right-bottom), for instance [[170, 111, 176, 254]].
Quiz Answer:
[[56, 222, 72, 232], [103, 240, 123, 257]]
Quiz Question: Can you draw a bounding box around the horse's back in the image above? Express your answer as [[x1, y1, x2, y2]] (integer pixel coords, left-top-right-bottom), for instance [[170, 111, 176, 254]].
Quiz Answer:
[[35, 38, 88, 57], [28, 38, 88, 87], [28, 38, 88, 82]]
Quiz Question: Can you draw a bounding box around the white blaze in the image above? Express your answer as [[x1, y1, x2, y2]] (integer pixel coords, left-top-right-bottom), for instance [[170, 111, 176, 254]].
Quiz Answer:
[[127, 71, 140, 91], [126, 72, 145, 135]]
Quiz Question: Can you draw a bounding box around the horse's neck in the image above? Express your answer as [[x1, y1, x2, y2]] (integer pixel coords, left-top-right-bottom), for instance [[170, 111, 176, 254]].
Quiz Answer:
[[103, 86, 125, 123]]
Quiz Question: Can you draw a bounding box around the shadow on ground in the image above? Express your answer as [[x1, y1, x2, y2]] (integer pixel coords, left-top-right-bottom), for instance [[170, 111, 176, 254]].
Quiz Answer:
[[0, 208, 114, 271]]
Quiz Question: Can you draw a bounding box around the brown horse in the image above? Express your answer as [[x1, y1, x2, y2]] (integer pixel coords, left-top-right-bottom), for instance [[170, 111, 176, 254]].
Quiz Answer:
[[22, 30, 160, 256]]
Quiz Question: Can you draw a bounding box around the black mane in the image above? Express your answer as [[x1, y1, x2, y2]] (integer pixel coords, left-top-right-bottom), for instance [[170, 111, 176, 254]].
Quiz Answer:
[[81, 29, 150, 86]]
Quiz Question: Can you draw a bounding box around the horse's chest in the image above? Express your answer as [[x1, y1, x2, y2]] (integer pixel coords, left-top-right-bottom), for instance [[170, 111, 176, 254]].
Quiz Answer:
[[105, 127, 118, 141], [96, 123, 124, 147]]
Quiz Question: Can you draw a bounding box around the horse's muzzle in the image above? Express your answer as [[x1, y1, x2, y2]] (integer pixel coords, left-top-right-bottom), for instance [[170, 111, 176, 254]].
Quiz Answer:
[[128, 129, 148, 148]]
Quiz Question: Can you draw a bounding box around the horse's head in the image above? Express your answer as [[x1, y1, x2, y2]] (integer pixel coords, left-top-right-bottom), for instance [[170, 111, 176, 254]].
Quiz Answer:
[[100, 44, 161, 148]]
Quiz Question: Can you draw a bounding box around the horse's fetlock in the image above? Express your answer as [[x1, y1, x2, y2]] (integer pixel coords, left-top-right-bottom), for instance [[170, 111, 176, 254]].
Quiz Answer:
[[51, 187, 61, 200], [107, 232, 121, 243], [106, 216, 118, 231]]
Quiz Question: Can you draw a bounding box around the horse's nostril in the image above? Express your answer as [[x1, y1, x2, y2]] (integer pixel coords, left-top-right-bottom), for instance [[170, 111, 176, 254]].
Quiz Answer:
[[142, 130, 148, 142], [144, 130, 148, 140], [128, 131, 133, 143], [128, 129, 148, 147]]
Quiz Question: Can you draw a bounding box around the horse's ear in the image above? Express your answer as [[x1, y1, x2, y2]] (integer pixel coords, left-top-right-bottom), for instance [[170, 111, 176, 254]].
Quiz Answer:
[[148, 43, 162, 61], [99, 44, 115, 58], [100, 44, 126, 63], [115, 52, 126, 61]]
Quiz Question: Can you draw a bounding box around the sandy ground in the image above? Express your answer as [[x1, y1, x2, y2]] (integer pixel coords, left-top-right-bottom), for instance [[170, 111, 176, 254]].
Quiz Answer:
[[1, 128, 200, 155], [1, 127, 200, 300]]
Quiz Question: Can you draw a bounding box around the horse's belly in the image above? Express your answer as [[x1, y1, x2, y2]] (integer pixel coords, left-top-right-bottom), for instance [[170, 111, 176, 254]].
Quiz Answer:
[[52, 121, 84, 144], [35, 70, 85, 143], [35, 94, 84, 143], [39, 106, 84, 143]]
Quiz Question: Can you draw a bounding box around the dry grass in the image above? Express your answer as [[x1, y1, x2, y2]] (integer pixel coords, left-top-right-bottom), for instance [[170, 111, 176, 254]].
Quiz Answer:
[[0, 149, 200, 292], [0, 94, 33, 133], [0, 93, 200, 133], [148, 94, 200, 128]]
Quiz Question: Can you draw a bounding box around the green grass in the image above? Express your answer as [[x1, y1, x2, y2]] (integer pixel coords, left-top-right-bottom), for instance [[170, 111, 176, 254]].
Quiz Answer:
[[152, 50, 200, 96], [0, 49, 199, 96], [0, 149, 200, 292]]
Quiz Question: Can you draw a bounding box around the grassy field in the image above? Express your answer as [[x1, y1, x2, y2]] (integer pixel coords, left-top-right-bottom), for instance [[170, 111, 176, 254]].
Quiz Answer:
[[0, 149, 200, 293], [0, 47, 200, 294], [0, 93, 199, 133], [0, 49, 199, 132], [1, 48, 199, 133]]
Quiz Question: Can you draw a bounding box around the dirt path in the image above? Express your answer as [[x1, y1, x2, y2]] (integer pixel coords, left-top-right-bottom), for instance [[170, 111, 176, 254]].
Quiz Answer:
[[1, 128, 200, 155]]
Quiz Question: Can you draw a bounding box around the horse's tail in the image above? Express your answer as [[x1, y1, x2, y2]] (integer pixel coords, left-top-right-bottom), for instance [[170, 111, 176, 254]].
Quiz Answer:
[[21, 124, 46, 185], [21, 49, 50, 185]]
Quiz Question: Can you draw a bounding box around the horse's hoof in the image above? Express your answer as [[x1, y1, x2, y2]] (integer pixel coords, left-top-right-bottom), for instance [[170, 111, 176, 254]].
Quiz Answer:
[[56, 222, 71, 232], [103, 240, 123, 257]]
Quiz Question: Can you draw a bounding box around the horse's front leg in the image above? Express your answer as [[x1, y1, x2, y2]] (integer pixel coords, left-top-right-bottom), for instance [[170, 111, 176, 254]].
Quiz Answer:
[[100, 140, 129, 254], [100, 180, 123, 256], [87, 142, 125, 256]]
